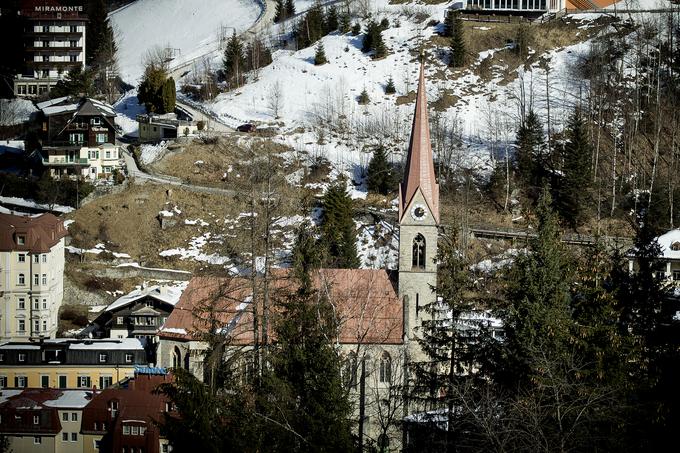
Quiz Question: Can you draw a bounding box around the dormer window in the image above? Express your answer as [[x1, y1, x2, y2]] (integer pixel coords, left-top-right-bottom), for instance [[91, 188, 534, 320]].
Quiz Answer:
[[91, 117, 101, 126], [17, 235, 25, 245]]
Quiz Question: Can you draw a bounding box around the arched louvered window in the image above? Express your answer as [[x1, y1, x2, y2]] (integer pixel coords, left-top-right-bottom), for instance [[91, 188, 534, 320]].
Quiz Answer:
[[412, 234, 426, 269]]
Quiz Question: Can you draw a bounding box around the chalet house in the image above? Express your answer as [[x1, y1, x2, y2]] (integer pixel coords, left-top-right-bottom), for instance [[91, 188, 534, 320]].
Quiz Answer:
[[87, 285, 183, 343], [0, 388, 92, 453], [137, 112, 198, 143], [36, 96, 123, 180], [80, 369, 174, 453], [0, 338, 148, 390], [628, 229, 680, 283]]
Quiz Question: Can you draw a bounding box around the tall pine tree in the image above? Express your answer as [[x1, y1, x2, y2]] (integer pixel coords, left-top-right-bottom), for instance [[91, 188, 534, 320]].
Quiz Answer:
[[366, 146, 396, 194], [556, 108, 592, 229], [449, 12, 466, 68], [319, 180, 360, 268], [514, 110, 546, 197], [261, 233, 353, 452], [223, 32, 246, 87], [411, 230, 486, 452]]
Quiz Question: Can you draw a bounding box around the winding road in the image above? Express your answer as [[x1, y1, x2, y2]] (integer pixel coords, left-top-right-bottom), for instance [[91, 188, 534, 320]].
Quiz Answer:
[[122, 149, 237, 197]]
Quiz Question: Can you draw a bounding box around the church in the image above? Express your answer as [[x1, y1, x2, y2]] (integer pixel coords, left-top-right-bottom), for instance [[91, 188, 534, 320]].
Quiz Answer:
[[155, 64, 440, 448]]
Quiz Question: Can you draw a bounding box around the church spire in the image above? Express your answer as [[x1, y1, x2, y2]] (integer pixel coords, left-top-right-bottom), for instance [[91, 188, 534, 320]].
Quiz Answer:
[[399, 63, 439, 223]]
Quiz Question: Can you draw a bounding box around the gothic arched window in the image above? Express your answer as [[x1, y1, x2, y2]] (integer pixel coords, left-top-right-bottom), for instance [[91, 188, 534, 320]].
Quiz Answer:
[[172, 347, 181, 369], [412, 234, 426, 269], [379, 352, 392, 383]]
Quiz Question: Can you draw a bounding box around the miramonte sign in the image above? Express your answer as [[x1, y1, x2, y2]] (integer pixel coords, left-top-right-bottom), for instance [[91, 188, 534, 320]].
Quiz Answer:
[[34, 5, 84, 13]]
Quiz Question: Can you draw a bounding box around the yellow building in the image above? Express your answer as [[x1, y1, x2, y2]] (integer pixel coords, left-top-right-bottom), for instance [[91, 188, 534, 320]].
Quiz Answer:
[[0, 338, 148, 390]]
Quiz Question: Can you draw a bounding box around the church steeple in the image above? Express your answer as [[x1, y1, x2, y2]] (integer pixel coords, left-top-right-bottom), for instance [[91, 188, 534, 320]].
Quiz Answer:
[[399, 63, 439, 224]]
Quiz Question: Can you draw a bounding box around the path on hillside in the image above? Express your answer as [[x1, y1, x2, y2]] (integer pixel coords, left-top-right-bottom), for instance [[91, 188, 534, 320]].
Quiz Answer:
[[167, 0, 278, 81], [122, 149, 237, 197], [176, 98, 234, 132]]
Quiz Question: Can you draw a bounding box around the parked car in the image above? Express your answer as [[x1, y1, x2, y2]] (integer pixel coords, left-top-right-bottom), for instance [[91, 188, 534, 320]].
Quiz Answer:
[[237, 123, 256, 133]]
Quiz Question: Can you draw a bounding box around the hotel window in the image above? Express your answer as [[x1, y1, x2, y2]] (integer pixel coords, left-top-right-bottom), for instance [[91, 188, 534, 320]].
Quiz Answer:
[[18, 273, 25, 285], [117, 316, 123, 324], [71, 433, 77, 442], [41, 375, 49, 388], [58, 375, 67, 388], [62, 433, 68, 441], [78, 376, 91, 388], [0, 376, 7, 388], [34, 299, 40, 310], [33, 254, 39, 263], [70, 40, 77, 47], [18, 253, 26, 262], [97, 133, 108, 144], [99, 353, 108, 363], [18, 85, 27, 95], [123, 425, 130, 435], [63, 412, 68, 421], [70, 25, 77, 33], [42, 320, 47, 331], [18, 298, 25, 309], [91, 117, 101, 125], [99, 375, 112, 389], [70, 55, 77, 62], [105, 149, 112, 158], [42, 25, 49, 32], [0, 354, 3, 362], [34, 437, 42, 445], [42, 274, 47, 285], [71, 412, 78, 422], [34, 320, 40, 333], [34, 274, 40, 285], [69, 133, 84, 145], [140, 426, 146, 435], [18, 319, 25, 332], [42, 299, 48, 309], [16, 376, 28, 387], [28, 85, 37, 95], [125, 353, 133, 363], [19, 353, 26, 362]]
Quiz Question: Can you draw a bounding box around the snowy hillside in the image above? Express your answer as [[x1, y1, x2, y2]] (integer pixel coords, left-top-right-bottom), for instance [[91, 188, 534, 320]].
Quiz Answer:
[[199, 0, 604, 184], [110, 0, 262, 84]]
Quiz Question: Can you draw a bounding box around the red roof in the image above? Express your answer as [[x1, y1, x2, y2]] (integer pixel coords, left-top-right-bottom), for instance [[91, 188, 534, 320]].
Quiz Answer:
[[159, 269, 404, 345], [0, 388, 64, 435], [0, 213, 67, 253]]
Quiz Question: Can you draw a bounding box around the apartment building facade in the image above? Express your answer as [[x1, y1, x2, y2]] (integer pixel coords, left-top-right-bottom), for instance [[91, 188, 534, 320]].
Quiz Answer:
[[0, 338, 148, 390], [14, 0, 87, 97], [0, 213, 67, 341]]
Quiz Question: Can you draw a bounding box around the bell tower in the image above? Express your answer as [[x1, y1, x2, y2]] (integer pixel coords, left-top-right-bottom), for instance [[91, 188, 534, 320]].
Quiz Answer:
[[398, 63, 439, 346]]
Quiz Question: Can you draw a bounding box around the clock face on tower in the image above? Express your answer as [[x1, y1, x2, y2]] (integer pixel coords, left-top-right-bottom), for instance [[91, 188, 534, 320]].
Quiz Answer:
[[410, 203, 428, 221]]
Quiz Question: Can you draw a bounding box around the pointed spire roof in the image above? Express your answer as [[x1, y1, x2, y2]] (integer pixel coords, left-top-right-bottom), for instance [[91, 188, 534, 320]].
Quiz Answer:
[[399, 63, 439, 223]]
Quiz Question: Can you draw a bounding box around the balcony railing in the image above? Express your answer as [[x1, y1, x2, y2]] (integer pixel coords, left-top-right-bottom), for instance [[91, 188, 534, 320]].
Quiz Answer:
[[42, 157, 89, 166]]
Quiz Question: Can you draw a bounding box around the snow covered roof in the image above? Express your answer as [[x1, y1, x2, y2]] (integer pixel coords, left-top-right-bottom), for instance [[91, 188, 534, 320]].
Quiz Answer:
[[66, 338, 144, 351], [42, 391, 92, 409], [42, 102, 79, 116], [656, 229, 680, 260], [35, 96, 69, 110], [105, 285, 184, 313]]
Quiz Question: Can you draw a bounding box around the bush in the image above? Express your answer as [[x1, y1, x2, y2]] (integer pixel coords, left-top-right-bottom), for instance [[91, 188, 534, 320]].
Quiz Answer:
[[60, 305, 89, 327], [351, 23, 361, 35], [385, 76, 396, 94], [358, 89, 370, 105]]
